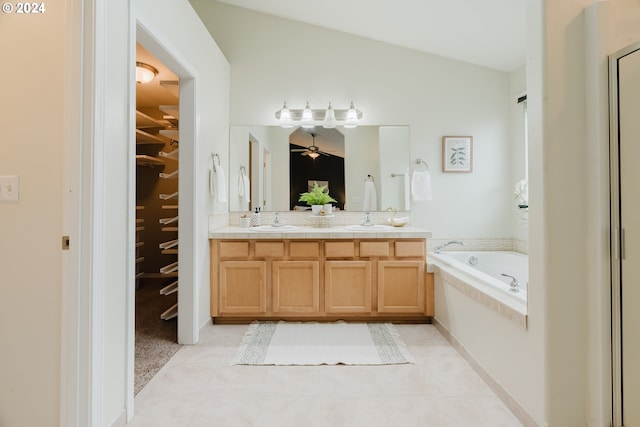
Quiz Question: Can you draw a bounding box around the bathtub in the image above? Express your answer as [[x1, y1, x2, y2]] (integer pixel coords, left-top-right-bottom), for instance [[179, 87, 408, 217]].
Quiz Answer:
[[429, 251, 528, 323]]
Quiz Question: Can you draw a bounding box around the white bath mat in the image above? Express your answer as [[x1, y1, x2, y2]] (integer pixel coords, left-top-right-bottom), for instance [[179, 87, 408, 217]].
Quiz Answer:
[[230, 321, 415, 366]]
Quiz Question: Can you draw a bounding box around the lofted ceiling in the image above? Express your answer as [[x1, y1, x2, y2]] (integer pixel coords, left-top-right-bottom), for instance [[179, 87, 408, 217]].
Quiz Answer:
[[215, 0, 526, 72]]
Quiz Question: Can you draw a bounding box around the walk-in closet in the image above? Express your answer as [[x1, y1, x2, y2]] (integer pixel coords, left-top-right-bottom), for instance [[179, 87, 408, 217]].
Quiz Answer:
[[134, 43, 181, 394]]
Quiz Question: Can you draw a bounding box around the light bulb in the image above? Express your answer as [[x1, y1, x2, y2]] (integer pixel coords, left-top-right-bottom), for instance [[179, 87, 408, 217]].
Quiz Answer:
[[301, 102, 315, 129], [344, 102, 359, 128], [278, 102, 294, 128], [308, 152, 320, 159], [135, 62, 158, 84], [322, 103, 337, 129]]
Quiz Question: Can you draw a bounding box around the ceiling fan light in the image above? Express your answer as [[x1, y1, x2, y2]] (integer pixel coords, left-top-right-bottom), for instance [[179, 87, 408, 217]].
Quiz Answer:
[[308, 151, 320, 159], [322, 103, 337, 129], [301, 102, 315, 129], [136, 62, 158, 84], [344, 102, 359, 128], [278, 102, 294, 128]]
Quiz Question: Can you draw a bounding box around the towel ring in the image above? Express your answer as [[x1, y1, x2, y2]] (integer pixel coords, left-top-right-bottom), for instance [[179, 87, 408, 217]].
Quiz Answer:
[[240, 165, 247, 176], [413, 159, 429, 171], [366, 174, 375, 182], [211, 153, 220, 173]]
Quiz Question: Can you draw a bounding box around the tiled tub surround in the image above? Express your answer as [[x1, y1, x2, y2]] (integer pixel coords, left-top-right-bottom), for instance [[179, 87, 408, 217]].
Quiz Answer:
[[427, 237, 528, 254], [227, 210, 412, 228]]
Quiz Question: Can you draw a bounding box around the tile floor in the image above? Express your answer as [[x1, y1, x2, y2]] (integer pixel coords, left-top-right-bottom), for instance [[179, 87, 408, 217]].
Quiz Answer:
[[128, 324, 523, 427]]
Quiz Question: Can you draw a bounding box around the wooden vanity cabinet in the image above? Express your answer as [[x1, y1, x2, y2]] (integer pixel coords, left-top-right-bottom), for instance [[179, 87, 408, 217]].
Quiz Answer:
[[210, 238, 432, 322], [325, 260, 372, 313]]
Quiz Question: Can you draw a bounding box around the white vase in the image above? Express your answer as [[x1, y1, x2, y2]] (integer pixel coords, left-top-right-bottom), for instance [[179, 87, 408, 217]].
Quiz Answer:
[[311, 205, 322, 215]]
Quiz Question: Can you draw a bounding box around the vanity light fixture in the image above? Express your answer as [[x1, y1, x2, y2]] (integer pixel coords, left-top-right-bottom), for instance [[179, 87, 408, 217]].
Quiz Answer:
[[135, 62, 158, 84], [275, 102, 362, 128]]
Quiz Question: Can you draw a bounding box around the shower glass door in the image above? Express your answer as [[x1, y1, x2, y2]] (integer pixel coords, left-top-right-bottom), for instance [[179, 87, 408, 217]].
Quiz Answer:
[[611, 41, 640, 427]]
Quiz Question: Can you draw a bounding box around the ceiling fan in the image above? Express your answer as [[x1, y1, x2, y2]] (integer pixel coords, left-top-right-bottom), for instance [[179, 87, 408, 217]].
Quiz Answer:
[[290, 133, 331, 159]]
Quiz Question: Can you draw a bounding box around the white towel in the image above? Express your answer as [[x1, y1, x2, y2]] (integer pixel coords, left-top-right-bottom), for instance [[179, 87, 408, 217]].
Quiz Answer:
[[411, 170, 432, 201], [238, 174, 250, 207], [403, 171, 411, 210], [210, 164, 227, 202], [363, 181, 377, 211]]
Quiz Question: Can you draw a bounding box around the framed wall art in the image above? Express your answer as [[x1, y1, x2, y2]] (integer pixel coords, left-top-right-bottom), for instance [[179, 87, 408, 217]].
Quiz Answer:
[[442, 136, 473, 173]]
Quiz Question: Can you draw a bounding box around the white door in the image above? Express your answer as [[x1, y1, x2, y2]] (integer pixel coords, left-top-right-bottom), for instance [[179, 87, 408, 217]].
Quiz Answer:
[[614, 43, 640, 427]]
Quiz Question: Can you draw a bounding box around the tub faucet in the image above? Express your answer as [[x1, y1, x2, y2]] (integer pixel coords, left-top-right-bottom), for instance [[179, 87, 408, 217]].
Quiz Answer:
[[434, 240, 464, 254], [501, 273, 519, 292], [272, 212, 282, 227]]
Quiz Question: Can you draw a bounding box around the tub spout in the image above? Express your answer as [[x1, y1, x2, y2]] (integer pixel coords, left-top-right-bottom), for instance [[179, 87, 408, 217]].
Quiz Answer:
[[434, 240, 464, 254], [501, 273, 520, 292]]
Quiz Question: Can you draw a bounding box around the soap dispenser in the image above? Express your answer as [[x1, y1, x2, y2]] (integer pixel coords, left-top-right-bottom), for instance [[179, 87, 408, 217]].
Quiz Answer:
[[252, 207, 261, 226]]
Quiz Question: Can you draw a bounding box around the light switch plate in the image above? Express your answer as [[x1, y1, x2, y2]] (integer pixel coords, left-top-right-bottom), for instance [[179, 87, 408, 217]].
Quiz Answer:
[[0, 176, 20, 201]]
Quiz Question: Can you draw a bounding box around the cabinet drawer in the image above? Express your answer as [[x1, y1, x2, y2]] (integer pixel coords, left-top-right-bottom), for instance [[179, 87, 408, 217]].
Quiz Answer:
[[325, 241, 355, 258], [395, 241, 425, 258], [255, 241, 285, 258], [219, 241, 249, 258], [289, 241, 320, 258], [360, 241, 390, 257]]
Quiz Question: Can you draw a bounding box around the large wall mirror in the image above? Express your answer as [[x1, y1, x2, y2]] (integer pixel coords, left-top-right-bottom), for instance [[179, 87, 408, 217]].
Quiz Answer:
[[229, 125, 411, 212]]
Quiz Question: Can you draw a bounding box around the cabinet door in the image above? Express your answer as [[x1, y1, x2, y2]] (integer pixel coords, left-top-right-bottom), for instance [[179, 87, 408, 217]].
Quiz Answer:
[[272, 261, 319, 314], [377, 260, 425, 313], [325, 261, 371, 314], [219, 261, 267, 314]]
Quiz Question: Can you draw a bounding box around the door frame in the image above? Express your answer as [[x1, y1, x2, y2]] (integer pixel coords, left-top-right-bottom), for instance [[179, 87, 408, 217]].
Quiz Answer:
[[609, 40, 640, 427], [132, 17, 199, 419], [60, 3, 201, 424]]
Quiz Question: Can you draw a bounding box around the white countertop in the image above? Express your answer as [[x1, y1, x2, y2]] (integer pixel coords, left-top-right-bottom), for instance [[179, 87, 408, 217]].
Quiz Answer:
[[209, 225, 432, 239]]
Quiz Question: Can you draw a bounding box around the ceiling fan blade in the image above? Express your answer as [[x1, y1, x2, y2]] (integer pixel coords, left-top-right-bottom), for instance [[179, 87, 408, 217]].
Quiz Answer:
[[290, 148, 307, 152]]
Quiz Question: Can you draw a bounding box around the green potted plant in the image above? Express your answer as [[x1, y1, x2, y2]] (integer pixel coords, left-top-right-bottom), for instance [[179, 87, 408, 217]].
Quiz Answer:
[[299, 181, 337, 215]]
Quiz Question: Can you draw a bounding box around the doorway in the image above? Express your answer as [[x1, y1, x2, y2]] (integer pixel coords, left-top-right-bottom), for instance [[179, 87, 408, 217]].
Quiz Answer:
[[134, 42, 181, 395], [610, 41, 640, 427]]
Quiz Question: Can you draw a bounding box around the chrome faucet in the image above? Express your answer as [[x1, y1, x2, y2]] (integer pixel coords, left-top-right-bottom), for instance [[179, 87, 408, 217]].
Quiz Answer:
[[362, 212, 373, 227], [434, 240, 464, 254], [501, 273, 520, 292], [272, 212, 282, 227]]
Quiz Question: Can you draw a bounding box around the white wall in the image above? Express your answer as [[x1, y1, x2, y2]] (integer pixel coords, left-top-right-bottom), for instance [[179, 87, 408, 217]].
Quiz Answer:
[[344, 127, 379, 212], [584, 4, 640, 423], [0, 5, 65, 426], [509, 66, 529, 243], [379, 127, 411, 211], [229, 126, 272, 211], [538, 1, 640, 426], [190, 0, 515, 239]]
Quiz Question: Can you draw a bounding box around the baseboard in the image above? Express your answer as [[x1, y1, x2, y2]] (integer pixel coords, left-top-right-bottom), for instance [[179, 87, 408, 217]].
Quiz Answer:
[[109, 410, 127, 427], [433, 319, 540, 427]]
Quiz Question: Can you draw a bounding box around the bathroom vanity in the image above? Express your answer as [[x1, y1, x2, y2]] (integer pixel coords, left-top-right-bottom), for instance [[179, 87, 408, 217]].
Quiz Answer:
[[209, 226, 433, 323]]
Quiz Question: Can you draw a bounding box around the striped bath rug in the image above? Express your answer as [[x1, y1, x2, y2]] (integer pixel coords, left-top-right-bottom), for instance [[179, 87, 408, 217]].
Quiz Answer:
[[230, 321, 415, 366]]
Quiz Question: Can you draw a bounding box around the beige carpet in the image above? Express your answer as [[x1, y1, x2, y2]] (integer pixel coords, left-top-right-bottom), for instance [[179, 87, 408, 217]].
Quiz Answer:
[[231, 321, 415, 366], [135, 279, 181, 395]]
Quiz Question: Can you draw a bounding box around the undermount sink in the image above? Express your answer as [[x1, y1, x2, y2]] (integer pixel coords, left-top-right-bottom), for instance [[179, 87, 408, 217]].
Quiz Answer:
[[249, 225, 299, 232], [345, 224, 395, 231]]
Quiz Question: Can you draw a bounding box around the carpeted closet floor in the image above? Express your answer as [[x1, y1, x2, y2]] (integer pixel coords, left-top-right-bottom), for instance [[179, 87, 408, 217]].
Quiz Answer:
[[135, 278, 181, 395]]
